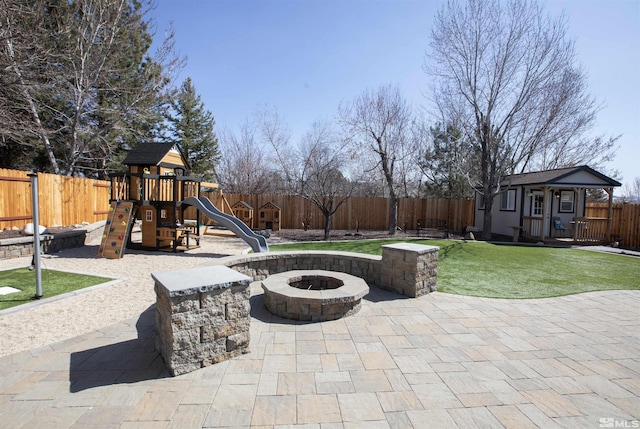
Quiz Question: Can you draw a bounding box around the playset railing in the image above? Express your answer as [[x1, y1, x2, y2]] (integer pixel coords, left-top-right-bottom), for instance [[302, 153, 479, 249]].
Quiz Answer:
[[110, 173, 200, 203]]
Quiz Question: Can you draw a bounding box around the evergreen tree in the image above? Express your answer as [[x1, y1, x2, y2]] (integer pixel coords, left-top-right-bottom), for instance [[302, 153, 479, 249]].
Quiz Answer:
[[419, 123, 476, 198], [167, 78, 220, 181]]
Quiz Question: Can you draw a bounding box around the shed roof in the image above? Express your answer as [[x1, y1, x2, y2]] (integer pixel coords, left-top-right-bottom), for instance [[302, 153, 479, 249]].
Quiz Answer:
[[501, 165, 621, 188]]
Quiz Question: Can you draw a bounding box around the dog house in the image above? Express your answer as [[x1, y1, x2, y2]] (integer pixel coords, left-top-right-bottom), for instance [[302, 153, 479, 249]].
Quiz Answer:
[[258, 201, 281, 231], [231, 201, 254, 229]]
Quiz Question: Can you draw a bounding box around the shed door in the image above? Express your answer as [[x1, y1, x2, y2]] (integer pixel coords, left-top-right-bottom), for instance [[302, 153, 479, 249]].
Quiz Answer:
[[531, 192, 544, 217], [529, 192, 544, 237]]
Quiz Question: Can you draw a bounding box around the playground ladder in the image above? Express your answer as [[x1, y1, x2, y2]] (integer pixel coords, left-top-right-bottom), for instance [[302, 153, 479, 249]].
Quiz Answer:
[[98, 201, 135, 259]]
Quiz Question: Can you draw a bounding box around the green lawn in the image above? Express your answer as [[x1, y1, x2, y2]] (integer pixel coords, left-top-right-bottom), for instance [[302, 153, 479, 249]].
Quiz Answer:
[[0, 268, 113, 310], [270, 239, 640, 299]]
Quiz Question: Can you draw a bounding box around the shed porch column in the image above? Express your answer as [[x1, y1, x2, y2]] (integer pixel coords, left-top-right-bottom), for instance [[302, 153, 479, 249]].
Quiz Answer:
[[540, 186, 548, 240]]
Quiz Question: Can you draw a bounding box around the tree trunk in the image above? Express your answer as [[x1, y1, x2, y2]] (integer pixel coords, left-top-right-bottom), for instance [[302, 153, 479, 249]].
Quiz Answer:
[[323, 211, 332, 240], [3, 35, 60, 174], [388, 194, 398, 235], [482, 193, 494, 241]]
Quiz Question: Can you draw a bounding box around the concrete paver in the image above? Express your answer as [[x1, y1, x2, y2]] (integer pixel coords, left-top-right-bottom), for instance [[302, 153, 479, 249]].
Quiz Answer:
[[1, 249, 639, 428]]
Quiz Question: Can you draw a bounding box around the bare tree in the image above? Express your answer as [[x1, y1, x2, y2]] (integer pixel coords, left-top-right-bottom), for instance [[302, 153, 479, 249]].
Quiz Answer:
[[0, 0, 180, 177], [0, 0, 59, 170], [426, 0, 618, 240], [295, 121, 359, 240], [339, 84, 414, 234], [216, 124, 273, 194], [257, 105, 295, 191], [620, 177, 640, 203]]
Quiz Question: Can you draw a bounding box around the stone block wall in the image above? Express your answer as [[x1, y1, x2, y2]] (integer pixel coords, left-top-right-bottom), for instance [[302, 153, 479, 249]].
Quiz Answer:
[[213, 244, 439, 298], [45, 230, 86, 253], [0, 221, 106, 260], [0, 231, 86, 259], [380, 243, 439, 297], [213, 251, 382, 286], [0, 236, 53, 259], [153, 266, 252, 376]]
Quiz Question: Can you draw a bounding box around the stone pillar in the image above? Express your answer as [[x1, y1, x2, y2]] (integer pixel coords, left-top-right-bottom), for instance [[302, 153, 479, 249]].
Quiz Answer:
[[380, 243, 439, 298], [152, 266, 252, 376]]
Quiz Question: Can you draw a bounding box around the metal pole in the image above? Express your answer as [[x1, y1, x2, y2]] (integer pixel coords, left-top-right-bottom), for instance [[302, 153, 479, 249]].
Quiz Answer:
[[28, 172, 43, 299]]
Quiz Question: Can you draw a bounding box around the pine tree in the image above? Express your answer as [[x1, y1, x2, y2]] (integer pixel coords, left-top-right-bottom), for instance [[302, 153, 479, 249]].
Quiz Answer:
[[168, 78, 220, 181], [419, 123, 476, 198]]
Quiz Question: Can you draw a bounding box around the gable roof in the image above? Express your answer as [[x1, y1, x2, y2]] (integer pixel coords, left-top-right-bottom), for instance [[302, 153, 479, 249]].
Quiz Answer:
[[123, 143, 189, 169], [259, 202, 281, 211], [501, 165, 621, 188], [232, 201, 253, 210]]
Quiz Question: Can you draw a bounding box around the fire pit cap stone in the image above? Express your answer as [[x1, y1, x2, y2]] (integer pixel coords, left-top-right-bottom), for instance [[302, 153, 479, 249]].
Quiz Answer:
[[261, 270, 369, 305]]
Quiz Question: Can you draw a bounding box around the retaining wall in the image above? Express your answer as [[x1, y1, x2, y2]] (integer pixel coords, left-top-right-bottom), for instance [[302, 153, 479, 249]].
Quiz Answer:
[[0, 221, 105, 260], [213, 244, 440, 298]]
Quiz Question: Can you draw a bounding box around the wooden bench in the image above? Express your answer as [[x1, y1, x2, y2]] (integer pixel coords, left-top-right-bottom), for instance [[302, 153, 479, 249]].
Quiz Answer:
[[416, 218, 448, 238]]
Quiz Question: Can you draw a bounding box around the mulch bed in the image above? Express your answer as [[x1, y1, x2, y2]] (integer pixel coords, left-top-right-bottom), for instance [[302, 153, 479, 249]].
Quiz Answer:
[[269, 229, 459, 242], [1, 226, 458, 242]]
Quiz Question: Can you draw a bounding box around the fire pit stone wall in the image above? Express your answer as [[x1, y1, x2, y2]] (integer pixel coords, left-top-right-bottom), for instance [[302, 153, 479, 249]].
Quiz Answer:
[[213, 243, 439, 298]]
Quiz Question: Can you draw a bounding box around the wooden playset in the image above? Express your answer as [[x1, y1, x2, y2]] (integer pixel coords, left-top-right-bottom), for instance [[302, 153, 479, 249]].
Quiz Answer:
[[98, 142, 280, 258], [99, 143, 202, 258]]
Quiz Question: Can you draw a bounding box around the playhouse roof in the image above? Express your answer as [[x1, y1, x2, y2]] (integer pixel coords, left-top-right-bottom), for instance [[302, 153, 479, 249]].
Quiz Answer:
[[259, 202, 281, 210], [232, 201, 253, 210], [500, 165, 621, 188], [123, 143, 190, 169]]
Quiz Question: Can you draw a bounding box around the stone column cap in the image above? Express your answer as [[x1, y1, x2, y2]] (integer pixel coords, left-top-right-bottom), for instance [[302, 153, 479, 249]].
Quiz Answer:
[[152, 265, 252, 297], [381, 242, 440, 253]]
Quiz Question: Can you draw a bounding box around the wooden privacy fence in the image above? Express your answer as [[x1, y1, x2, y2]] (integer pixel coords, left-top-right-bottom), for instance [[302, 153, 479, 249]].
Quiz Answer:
[[0, 168, 111, 230], [1, 168, 473, 233], [204, 193, 476, 233], [3, 167, 636, 248], [586, 202, 640, 249]]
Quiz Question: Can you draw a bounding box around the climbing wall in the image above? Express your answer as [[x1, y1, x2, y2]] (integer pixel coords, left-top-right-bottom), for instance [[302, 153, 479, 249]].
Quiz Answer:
[[98, 201, 135, 259]]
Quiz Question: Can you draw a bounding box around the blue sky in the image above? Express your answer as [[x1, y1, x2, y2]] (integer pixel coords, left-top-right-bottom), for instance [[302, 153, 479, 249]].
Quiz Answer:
[[150, 0, 639, 191]]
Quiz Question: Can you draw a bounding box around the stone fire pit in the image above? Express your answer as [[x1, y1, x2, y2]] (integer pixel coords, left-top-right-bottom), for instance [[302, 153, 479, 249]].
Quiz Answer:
[[261, 270, 369, 322]]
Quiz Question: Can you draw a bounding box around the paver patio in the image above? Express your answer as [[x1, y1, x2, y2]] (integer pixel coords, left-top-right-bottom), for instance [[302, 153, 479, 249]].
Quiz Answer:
[[1, 280, 638, 428]]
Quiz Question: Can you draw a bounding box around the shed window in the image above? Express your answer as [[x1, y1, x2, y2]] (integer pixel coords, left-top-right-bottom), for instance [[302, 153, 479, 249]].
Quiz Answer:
[[500, 189, 516, 211], [145, 210, 153, 222], [559, 191, 574, 213]]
